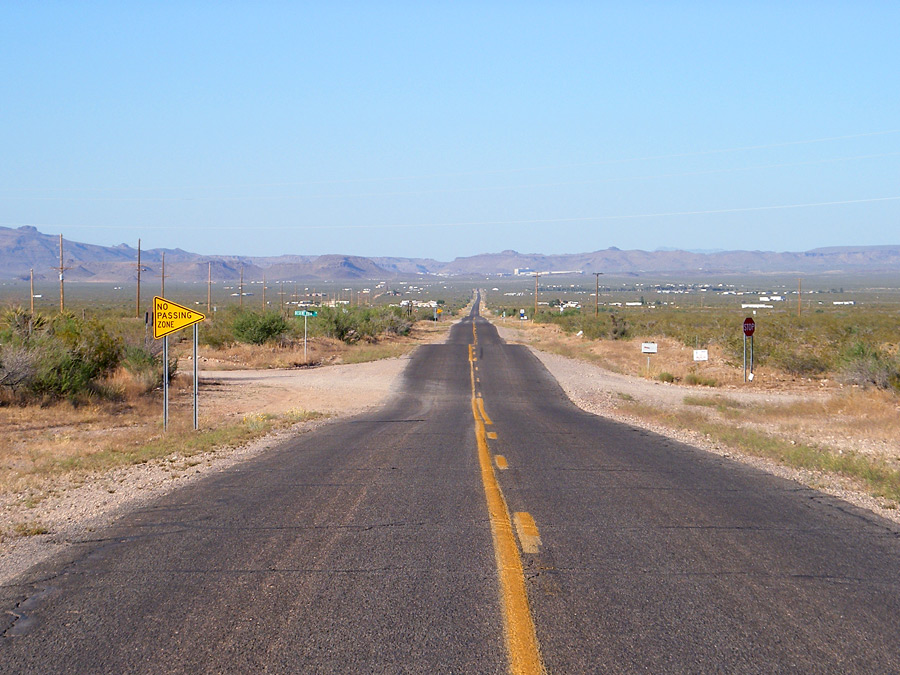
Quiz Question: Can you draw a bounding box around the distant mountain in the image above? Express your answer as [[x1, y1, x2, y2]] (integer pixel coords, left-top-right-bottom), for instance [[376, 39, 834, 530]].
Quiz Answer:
[[2, 225, 900, 282]]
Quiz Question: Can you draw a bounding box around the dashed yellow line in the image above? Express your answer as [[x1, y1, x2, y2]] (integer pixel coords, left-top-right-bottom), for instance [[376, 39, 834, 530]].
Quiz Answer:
[[513, 512, 542, 554], [469, 322, 544, 675], [495, 455, 509, 470], [477, 397, 494, 425], [488, 431, 498, 440]]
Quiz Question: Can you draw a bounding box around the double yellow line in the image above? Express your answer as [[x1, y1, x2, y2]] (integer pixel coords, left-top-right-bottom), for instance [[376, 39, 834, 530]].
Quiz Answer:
[[469, 323, 544, 674]]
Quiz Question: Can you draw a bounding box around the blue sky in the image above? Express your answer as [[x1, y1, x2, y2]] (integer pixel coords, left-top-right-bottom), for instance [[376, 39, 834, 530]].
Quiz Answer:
[[2, 2, 898, 260]]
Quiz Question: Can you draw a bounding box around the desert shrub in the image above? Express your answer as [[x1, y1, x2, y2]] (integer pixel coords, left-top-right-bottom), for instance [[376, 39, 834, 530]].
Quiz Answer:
[[316, 307, 359, 343], [315, 306, 412, 344], [684, 373, 718, 387], [0, 345, 37, 389], [51, 314, 123, 376], [657, 372, 675, 383], [200, 315, 237, 348], [839, 343, 900, 391], [121, 345, 167, 391], [771, 351, 829, 377], [0, 310, 124, 401], [232, 311, 289, 345], [367, 308, 412, 337], [609, 314, 628, 339]]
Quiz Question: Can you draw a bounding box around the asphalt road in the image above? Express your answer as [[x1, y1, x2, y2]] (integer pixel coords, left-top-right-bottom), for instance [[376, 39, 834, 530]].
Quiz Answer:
[[3, 296, 900, 673]]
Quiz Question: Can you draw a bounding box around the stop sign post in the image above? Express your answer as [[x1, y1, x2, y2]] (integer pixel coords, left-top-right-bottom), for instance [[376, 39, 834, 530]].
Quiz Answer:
[[743, 317, 755, 382]]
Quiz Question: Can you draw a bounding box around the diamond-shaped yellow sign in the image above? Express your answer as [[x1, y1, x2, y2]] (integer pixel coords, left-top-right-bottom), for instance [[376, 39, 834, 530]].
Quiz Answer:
[[153, 296, 206, 339]]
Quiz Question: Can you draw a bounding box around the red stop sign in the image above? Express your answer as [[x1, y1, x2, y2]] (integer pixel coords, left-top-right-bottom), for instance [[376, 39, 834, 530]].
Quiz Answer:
[[743, 317, 756, 336]]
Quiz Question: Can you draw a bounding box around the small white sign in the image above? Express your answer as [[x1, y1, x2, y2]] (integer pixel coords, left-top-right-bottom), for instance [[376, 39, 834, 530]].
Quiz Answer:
[[693, 349, 709, 362], [641, 342, 658, 354]]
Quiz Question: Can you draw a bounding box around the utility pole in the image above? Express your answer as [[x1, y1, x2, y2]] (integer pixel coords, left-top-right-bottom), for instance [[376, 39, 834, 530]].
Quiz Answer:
[[279, 281, 285, 314], [160, 252, 167, 297], [239, 265, 244, 309], [136, 238, 142, 317], [53, 234, 72, 313], [30, 268, 34, 314], [207, 262, 212, 314], [798, 278, 802, 319], [533, 271, 539, 321], [262, 273, 267, 310], [593, 272, 603, 317]]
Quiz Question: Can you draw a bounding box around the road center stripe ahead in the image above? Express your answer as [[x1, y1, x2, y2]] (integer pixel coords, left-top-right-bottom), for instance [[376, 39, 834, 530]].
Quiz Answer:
[[469, 322, 544, 675]]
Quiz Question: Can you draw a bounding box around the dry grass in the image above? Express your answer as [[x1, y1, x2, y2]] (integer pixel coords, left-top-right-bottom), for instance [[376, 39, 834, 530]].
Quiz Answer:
[[748, 389, 900, 450], [0, 377, 323, 505], [498, 318, 828, 391], [622, 399, 900, 502]]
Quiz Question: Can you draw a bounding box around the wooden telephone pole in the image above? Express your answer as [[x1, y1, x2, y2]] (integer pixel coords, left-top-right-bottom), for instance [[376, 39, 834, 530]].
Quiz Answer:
[[262, 273, 267, 310], [160, 252, 168, 297], [135, 238, 146, 317], [593, 272, 603, 316], [207, 262, 212, 314], [533, 272, 539, 321], [30, 269, 35, 314], [239, 266, 244, 309], [53, 234, 72, 313]]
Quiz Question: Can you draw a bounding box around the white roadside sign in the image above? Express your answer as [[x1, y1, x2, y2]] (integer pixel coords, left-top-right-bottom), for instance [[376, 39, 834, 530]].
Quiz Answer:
[[641, 342, 658, 354], [693, 349, 709, 361]]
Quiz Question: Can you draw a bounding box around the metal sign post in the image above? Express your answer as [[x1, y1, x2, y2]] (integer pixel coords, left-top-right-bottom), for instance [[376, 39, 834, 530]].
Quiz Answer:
[[163, 336, 169, 430], [294, 310, 318, 364], [193, 323, 199, 430], [153, 296, 206, 431], [751, 333, 755, 379], [641, 342, 658, 375], [743, 317, 756, 382]]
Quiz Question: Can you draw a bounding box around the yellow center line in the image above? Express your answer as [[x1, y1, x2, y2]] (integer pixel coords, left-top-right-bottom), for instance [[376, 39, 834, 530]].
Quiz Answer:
[[469, 323, 544, 675], [487, 431, 498, 440]]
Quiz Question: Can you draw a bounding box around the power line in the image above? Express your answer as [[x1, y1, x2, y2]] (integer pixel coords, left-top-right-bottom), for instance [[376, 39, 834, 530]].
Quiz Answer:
[[2, 130, 897, 195], [8, 195, 898, 234], [4, 151, 898, 204]]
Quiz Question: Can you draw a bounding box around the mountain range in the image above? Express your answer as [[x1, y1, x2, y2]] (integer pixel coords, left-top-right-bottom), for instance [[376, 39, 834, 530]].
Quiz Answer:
[[3, 225, 900, 282]]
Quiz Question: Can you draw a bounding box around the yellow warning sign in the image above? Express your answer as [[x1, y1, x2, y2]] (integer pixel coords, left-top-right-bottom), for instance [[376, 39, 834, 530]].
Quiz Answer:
[[153, 296, 206, 339]]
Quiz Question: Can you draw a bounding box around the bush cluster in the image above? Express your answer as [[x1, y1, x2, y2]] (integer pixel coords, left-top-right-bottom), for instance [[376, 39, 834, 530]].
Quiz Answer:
[[232, 311, 289, 345], [839, 343, 900, 391], [198, 306, 415, 348], [1, 309, 123, 401], [316, 306, 412, 344], [0, 308, 172, 403]]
